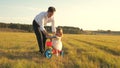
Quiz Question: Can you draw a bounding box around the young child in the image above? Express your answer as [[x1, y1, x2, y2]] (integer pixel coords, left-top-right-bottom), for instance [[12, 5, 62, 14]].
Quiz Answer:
[[52, 28, 63, 56]]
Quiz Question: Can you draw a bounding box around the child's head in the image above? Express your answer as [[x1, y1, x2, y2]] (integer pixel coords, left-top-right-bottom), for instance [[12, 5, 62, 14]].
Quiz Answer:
[[56, 28, 63, 37]]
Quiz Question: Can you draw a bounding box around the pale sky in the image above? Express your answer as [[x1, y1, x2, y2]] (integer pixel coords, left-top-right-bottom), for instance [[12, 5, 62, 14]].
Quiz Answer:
[[0, 0, 120, 31]]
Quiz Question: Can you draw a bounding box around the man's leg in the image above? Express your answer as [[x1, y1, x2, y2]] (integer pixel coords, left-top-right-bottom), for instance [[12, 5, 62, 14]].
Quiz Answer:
[[33, 21, 44, 54], [41, 31, 47, 51]]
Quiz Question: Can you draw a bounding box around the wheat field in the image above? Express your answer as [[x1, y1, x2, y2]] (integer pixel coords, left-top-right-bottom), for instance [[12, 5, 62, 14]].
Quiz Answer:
[[0, 32, 120, 68]]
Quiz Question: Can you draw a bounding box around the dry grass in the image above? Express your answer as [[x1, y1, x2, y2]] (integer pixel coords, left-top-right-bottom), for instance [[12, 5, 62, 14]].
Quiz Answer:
[[0, 32, 120, 68]]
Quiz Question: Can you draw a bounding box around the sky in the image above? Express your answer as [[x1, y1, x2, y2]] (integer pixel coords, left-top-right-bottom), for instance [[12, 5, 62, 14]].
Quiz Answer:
[[0, 0, 120, 31]]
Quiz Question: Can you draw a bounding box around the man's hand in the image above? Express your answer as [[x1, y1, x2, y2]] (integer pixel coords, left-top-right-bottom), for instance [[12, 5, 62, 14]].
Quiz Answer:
[[42, 30, 49, 36], [52, 32, 56, 35], [46, 34, 51, 38]]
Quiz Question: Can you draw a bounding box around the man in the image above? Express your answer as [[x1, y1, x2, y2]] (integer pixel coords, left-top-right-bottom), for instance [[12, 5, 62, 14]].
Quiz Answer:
[[32, 6, 56, 55]]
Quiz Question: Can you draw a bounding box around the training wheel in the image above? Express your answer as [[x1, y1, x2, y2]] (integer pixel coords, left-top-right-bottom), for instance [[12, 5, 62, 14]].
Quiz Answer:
[[45, 49, 52, 59], [60, 50, 64, 57]]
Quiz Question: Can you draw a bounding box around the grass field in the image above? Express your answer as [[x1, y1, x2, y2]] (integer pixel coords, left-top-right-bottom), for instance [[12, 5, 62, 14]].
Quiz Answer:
[[0, 32, 120, 68]]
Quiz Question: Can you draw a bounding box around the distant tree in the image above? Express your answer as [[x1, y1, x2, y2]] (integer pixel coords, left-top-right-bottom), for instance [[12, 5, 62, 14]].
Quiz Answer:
[[0, 23, 8, 28], [107, 30, 111, 33]]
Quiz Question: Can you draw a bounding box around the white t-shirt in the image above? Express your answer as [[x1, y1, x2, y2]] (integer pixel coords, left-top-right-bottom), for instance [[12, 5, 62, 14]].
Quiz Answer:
[[34, 11, 56, 32]]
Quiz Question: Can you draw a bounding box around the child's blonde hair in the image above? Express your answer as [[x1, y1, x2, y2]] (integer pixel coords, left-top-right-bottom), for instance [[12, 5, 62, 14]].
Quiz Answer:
[[56, 28, 63, 37]]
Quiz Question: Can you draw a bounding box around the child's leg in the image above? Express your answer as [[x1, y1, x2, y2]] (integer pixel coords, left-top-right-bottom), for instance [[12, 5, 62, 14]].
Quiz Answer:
[[56, 50, 59, 56]]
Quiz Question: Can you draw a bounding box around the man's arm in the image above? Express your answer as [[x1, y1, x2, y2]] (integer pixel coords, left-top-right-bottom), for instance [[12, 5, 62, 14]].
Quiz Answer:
[[38, 18, 49, 36], [51, 18, 56, 35]]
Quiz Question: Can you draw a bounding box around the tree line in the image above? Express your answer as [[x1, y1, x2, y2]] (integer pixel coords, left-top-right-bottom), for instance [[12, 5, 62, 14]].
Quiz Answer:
[[1, 22, 119, 35], [0, 22, 83, 34]]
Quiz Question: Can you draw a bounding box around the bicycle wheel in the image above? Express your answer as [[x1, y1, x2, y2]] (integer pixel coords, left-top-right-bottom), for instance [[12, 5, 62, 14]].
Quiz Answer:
[[45, 49, 52, 59]]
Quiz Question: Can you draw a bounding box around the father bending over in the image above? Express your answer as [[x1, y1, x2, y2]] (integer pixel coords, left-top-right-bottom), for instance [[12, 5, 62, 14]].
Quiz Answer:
[[32, 6, 56, 55]]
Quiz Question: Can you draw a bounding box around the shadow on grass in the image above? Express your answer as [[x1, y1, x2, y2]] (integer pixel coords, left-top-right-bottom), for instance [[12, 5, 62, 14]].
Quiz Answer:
[[0, 50, 45, 62]]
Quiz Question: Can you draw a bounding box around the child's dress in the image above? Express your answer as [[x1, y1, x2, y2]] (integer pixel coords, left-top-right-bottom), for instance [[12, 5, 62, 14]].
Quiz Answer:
[[52, 36, 62, 51]]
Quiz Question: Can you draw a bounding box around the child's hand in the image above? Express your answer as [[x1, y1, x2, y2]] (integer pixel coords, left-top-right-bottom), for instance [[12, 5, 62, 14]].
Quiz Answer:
[[52, 35, 57, 38]]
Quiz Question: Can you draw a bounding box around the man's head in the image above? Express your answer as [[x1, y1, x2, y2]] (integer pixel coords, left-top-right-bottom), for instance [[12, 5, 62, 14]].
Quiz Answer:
[[47, 6, 56, 18]]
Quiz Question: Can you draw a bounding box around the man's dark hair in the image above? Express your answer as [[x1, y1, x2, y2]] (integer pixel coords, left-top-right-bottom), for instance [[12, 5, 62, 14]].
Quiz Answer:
[[48, 6, 56, 12]]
